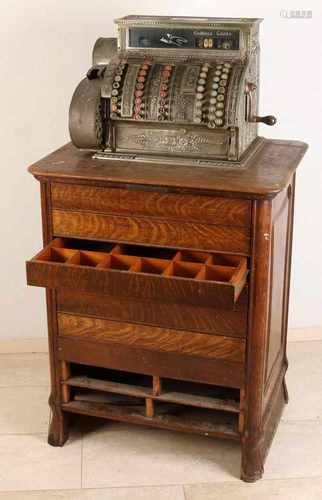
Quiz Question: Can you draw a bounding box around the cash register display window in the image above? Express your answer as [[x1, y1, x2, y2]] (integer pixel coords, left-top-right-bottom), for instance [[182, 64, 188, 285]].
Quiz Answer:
[[128, 28, 240, 50]]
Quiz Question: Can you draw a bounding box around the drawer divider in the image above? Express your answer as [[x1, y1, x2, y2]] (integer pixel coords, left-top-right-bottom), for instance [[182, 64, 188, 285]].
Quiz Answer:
[[63, 375, 240, 413]]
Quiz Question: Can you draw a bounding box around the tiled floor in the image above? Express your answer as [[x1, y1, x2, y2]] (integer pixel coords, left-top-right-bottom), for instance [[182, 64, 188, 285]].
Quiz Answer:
[[0, 330, 321, 499]]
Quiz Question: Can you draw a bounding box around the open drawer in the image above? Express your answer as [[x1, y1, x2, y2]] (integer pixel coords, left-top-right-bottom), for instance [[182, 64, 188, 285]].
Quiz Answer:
[[26, 238, 248, 308]]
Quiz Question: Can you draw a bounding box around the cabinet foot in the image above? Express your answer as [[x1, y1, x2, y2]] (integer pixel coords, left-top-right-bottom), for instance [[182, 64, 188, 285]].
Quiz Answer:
[[47, 394, 70, 446], [240, 437, 264, 483], [240, 467, 263, 483], [283, 377, 289, 403]]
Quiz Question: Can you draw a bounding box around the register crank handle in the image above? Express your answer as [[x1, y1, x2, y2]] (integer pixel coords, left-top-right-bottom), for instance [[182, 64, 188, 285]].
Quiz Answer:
[[252, 115, 277, 126], [245, 82, 277, 126]]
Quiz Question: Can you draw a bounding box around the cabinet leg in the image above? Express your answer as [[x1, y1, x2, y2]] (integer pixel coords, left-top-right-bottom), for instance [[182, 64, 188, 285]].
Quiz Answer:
[[240, 435, 264, 482], [283, 377, 289, 404], [47, 392, 69, 447]]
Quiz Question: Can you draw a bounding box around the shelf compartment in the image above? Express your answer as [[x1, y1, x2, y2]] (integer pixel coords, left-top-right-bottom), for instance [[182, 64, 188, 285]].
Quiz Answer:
[[65, 375, 153, 399], [62, 400, 240, 441], [112, 243, 177, 260], [27, 238, 248, 307], [196, 265, 236, 282], [37, 247, 77, 263], [68, 250, 108, 267], [162, 261, 202, 278], [132, 257, 170, 275], [60, 363, 242, 440], [173, 250, 212, 263], [64, 375, 240, 413], [99, 254, 137, 271]]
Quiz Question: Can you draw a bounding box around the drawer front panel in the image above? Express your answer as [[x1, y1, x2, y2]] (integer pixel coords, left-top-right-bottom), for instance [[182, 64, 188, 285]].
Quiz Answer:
[[52, 210, 251, 254], [28, 260, 237, 307], [57, 313, 245, 364], [27, 258, 241, 309], [58, 337, 244, 388], [57, 289, 248, 338], [51, 183, 252, 227]]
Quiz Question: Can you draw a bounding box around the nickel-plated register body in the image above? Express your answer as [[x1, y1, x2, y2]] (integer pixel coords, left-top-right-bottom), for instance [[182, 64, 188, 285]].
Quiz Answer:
[[69, 15, 276, 165]]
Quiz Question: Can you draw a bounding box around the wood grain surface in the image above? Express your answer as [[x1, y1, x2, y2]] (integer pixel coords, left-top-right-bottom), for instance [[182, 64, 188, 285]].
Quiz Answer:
[[29, 140, 307, 198], [26, 253, 246, 308], [51, 183, 251, 226], [57, 313, 245, 363], [52, 210, 251, 254], [57, 288, 248, 338], [58, 336, 245, 388]]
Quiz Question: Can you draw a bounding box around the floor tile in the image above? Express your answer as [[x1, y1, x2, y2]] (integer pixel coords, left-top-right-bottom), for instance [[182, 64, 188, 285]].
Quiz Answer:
[[82, 422, 240, 488], [184, 477, 322, 500], [0, 386, 49, 434], [0, 485, 185, 499], [284, 341, 322, 421], [265, 420, 322, 479], [0, 433, 81, 491], [0, 353, 49, 387]]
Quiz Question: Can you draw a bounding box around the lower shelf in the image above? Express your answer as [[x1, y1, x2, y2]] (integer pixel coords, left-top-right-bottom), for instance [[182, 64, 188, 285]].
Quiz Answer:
[[60, 363, 243, 441], [64, 375, 240, 413], [62, 399, 240, 441]]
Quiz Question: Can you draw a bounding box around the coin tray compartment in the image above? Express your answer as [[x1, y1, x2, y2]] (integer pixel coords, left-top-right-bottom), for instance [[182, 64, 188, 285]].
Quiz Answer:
[[35, 238, 247, 285]]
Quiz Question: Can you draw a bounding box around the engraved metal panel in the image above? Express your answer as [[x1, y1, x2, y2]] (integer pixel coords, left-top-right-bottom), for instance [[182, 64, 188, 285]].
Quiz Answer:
[[146, 64, 163, 120], [180, 65, 200, 92], [115, 123, 228, 157], [121, 64, 140, 117]]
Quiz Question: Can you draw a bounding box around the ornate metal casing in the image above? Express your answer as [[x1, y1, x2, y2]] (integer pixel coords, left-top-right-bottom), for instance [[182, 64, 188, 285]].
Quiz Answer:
[[69, 16, 276, 165]]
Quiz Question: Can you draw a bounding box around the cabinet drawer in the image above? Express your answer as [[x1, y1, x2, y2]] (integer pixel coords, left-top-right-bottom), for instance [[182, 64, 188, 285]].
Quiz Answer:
[[58, 336, 244, 388], [57, 288, 248, 338], [52, 210, 251, 254], [57, 313, 245, 388], [26, 238, 248, 309], [51, 183, 251, 227], [57, 313, 246, 364]]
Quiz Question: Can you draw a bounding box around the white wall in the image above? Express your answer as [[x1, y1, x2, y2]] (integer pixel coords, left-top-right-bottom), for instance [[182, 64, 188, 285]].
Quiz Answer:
[[0, 0, 321, 339]]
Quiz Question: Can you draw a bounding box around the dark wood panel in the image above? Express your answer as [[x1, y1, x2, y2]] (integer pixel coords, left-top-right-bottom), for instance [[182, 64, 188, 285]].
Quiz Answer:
[[58, 337, 245, 388], [52, 210, 251, 254], [57, 313, 246, 363], [29, 140, 308, 199], [51, 183, 251, 226], [57, 289, 248, 338], [241, 199, 272, 482]]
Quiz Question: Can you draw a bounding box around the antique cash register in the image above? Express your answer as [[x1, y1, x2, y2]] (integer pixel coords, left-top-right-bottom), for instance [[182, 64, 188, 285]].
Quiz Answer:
[[69, 15, 276, 165], [26, 15, 307, 482]]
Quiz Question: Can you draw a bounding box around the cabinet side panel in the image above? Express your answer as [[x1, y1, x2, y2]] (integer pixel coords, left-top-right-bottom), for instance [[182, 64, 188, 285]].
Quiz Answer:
[[40, 181, 70, 445], [265, 190, 289, 377], [264, 177, 294, 407], [241, 198, 272, 481]]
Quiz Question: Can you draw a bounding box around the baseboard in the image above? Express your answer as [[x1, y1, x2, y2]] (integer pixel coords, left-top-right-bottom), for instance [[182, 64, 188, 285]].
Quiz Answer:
[[0, 327, 321, 354], [287, 326, 322, 342], [0, 337, 48, 354]]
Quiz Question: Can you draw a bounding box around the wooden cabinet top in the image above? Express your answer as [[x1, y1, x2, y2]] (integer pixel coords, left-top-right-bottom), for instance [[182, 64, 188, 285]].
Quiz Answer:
[[29, 139, 307, 199]]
